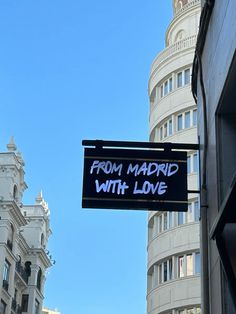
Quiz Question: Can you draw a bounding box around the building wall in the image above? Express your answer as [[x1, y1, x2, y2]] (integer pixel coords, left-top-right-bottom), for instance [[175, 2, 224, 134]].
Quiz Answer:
[[0, 139, 52, 314], [196, 1, 236, 313], [147, 1, 201, 313]]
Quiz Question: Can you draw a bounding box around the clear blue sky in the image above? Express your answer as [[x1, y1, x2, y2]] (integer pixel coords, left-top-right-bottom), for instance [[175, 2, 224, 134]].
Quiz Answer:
[[0, 1, 172, 313]]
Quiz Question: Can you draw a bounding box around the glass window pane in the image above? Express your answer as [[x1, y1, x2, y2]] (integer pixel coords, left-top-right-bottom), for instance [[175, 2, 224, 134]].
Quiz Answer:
[[195, 252, 201, 274], [187, 156, 191, 173], [169, 77, 173, 92], [164, 123, 167, 138], [194, 200, 200, 221], [178, 212, 184, 225], [184, 68, 190, 85], [177, 114, 183, 131], [159, 215, 162, 233], [164, 261, 168, 282], [168, 212, 172, 228], [193, 153, 198, 172], [163, 213, 168, 230], [177, 72, 182, 87], [178, 256, 184, 277], [161, 85, 163, 98], [187, 254, 193, 276], [187, 203, 194, 223], [187, 309, 194, 314], [160, 127, 163, 140], [164, 81, 168, 95], [169, 258, 173, 280], [185, 111, 191, 128], [169, 119, 173, 135], [193, 109, 197, 126], [159, 264, 162, 284], [196, 307, 201, 314]]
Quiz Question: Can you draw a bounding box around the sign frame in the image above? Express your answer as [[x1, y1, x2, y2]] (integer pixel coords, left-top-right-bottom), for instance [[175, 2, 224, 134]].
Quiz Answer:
[[82, 140, 199, 212]]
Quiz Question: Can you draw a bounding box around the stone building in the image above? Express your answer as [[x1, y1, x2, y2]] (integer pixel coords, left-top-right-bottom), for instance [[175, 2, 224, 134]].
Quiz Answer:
[[147, 1, 201, 313], [0, 138, 52, 314]]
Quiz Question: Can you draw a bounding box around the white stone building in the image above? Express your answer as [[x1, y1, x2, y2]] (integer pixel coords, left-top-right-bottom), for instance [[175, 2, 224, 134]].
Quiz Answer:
[[0, 138, 52, 314], [147, 1, 201, 313], [42, 308, 60, 314]]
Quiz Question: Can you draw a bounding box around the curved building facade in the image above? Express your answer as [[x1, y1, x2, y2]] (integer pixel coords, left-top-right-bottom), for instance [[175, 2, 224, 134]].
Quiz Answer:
[[147, 1, 201, 314]]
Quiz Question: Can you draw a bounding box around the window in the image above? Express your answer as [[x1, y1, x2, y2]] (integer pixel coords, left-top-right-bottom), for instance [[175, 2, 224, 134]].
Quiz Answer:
[[187, 309, 194, 314], [184, 68, 190, 85], [159, 118, 173, 140], [178, 212, 184, 225], [169, 119, 173, 135], [177, 110, 196, 132], [164, 123, 167, 138], [160, 76, 173, 98], [168, 212, 173, 229], [36, 268, 42, 291], [35, 299, 40, 314], [178, 253, 201, 278], [158, 264, 162, 284], [160, 127, 163, 140], [177, 68, 191, 88], [7, 224, 14, 251], [177, 72, 183, 87], [169, 77, 173, 92], [161, 85, 164, 98], [185, 111, 191, 128], [2, 260, 10, 290], [163, 261, 168, 282], [164, 81, 168, 95], [187, 156, 191, 174], [168, 258, 173, 280], [163, 212, 168, 231], [195, 252, 201, 274], [193, 109, 197, 125], [177, 114, 183, 131], [187, 152, 199, 174], [21, 294, 29, 312], [178, 256, 184, 278], [158, 215, 162, 233], [194, 200, 200, 221], [187, 254, 193, 276], [193, 153, 198, 172]]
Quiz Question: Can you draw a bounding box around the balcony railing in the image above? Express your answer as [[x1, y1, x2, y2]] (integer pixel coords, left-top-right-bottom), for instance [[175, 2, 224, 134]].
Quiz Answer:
[[15, 262, 29, 284], [11, 300, 22, 314], [175, 0, 200, 17], [150, 35, 197, 79], [12, 299, 17, 311]]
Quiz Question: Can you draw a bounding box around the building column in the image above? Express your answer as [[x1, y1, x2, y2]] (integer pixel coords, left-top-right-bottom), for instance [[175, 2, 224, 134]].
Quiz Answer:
[[27, 264, 40, 313]]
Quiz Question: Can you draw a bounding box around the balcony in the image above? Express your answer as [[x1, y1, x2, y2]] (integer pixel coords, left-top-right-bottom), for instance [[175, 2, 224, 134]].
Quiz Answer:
[[15, 262, 29, 284], [150, 35, 197, 82], [175, 0, 200, 17]]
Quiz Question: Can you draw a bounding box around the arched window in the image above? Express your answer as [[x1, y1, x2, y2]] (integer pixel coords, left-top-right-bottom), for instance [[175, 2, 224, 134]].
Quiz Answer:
[[174, 30, 185, 42], [25, 261, 31, 278], [37, 268, 42, 291], [41, 233, 45, 246], [13, 185, 17, 201], [7, 224, 14, 250]]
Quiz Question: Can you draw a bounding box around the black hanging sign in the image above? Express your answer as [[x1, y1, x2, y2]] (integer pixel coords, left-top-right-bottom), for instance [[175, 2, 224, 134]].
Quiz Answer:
[[82, 146, 188, 211]]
